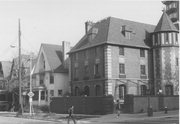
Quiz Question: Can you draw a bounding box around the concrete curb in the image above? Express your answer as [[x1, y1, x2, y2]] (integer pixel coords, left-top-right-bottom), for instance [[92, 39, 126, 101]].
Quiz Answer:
[[0, 111, 178, 123]]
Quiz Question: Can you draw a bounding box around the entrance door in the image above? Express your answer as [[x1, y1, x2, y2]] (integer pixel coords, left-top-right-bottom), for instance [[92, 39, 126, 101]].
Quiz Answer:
[[119, 85, 126, 99]]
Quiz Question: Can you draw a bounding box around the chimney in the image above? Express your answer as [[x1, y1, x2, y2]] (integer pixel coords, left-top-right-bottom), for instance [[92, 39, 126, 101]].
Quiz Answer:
[[62, 41, 70, 68], [85, 21, 94, 34]]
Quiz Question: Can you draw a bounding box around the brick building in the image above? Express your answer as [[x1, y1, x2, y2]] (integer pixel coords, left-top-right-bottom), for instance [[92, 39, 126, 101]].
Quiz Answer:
[[69, 12, 179, 101]]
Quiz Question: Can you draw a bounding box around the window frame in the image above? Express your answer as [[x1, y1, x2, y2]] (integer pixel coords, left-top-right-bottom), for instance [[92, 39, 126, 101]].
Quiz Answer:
[[58, 90, 63, 96], [50, 90, 54, 97], [140, 49, 145, 57], [50, 74, 54, 84], [119, 47, 124, 55], [140, 65, 146, 75], [119, 63, 125, 74]]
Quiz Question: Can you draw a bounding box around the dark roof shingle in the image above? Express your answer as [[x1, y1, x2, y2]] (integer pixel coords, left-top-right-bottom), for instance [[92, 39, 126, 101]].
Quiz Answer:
[[154, 12, 178, 33], [41, 44, 68, 73], [70, 16, 155, 53]]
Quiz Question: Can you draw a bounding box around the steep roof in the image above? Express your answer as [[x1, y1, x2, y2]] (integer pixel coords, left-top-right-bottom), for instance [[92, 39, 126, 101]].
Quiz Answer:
[[69, 17, 155, 53], [154, 12, 178, 33], [41, 44, 68, 73], [0, 61, 12, 78]]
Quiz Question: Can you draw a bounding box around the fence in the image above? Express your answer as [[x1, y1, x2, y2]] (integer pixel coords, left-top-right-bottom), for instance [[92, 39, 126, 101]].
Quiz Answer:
[[50, 96, 114, 115], [123, 95, 179, 113]]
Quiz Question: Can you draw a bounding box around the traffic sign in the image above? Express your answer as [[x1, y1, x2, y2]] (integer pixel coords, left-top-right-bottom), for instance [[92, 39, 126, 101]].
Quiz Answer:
[[28, 92, 34, 97]]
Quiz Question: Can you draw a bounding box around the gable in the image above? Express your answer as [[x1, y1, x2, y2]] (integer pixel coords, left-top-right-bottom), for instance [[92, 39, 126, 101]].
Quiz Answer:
[[33, 46, 51, 74]]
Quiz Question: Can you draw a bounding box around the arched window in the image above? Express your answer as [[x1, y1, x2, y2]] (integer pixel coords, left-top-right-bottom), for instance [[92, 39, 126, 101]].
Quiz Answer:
[[119, 85, 126, 99], [140, 85, 147, 96], [95, 85, 101, 96], [84, 86, 90, 96], [165, 85, 173, 95], [75, 87, 80, 96]]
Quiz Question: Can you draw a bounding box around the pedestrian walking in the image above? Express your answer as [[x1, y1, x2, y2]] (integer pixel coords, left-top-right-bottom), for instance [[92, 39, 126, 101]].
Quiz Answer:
[[67, 106, 76, 124], [116, 100, 121, 118]]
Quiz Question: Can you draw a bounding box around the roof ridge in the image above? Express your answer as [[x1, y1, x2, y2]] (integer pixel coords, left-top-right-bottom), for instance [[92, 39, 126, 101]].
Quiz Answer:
[[109, 16, 156, 27], [42, 43, 61, 46], [106, 17, 111, 42]]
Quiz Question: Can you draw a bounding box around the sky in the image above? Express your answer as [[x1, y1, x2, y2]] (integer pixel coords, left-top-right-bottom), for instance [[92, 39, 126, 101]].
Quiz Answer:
[[0, 0, 163, 61]]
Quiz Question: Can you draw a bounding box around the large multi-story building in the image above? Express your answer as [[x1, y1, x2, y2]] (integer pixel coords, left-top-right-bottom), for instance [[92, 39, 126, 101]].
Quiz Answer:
[[162, 0, 179, 29], [69, 12, 179, 101]]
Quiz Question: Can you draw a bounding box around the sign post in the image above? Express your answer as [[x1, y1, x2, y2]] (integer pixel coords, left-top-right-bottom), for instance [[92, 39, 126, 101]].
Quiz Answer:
[[28, 91, 34, 116]]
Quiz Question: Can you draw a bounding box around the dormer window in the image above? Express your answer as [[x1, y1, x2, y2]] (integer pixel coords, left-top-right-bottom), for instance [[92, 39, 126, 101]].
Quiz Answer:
[[122, 25, 133, 40], [125, 31, 131, 39]]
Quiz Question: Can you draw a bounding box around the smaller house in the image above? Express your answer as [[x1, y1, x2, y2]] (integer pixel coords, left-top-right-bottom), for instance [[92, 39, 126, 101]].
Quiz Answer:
[[32, 41, 70, 106], [0, 61, 12, 90]]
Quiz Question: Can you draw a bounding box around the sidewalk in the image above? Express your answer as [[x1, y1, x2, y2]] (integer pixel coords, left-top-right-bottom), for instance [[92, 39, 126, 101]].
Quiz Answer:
[[85, 110, 179, 123], [0, 110, 178, 123]]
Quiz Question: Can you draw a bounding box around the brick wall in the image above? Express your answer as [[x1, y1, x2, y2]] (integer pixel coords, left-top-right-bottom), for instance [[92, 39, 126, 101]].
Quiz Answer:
[[124, 95, 179, 113], [50, 96, 114, 115]]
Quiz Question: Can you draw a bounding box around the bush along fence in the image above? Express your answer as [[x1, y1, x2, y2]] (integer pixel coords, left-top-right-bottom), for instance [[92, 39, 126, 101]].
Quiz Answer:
[[50, 96, 114, 115], [123, 95, 179, 113]]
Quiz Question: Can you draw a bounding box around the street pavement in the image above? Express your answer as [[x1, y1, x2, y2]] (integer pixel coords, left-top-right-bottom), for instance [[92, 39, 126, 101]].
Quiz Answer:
[[0, 110, 179, 124], [0, 116, 59, 124]]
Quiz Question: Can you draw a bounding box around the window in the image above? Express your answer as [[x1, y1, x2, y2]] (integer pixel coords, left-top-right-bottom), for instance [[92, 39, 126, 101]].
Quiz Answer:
[[75, 87, 80, 96], [176, 58, 179, 66], [119, 47, 124, 55], [84, 86, 90, 96], [95, 47, 98, 57], [95, 85, 101, 96], [58, 90, 63, 96], [84, 50, 88, 59], [50, 90, 54, 97], [175, 33, 178, 44], [74, 68, 78, 79], [125, 31, 131, 39], [40, 79, 43, 85], [140, 65, 146, 75], [140, 85, 147, 96], [165, 85, 173, 95], [50, 74, 54, 84], [165, 33, 169, 44], [84, 65, 89, 75], [140, 49, 145, 57], [33, 91, 38, 100], [41, 91, 45, 100], [119, 63, 125, 74], [40, 74, 44, 85], [94, 64, 99, 75], [74, 53, 78, 61], [119, 85, 126, 99], [43, 60, 45, 69], [155, 34, 158, 45]]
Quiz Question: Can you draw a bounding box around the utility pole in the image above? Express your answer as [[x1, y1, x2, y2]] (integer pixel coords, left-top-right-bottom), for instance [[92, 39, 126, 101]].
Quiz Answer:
[[18, 19, 23, 115]]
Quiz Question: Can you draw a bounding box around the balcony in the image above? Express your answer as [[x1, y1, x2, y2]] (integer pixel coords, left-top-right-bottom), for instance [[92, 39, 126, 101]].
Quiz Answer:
[[169, 13, 178, 22]]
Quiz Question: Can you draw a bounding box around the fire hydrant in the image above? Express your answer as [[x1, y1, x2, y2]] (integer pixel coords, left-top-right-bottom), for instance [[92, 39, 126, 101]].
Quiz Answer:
[[164, 106, 168, 114]]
